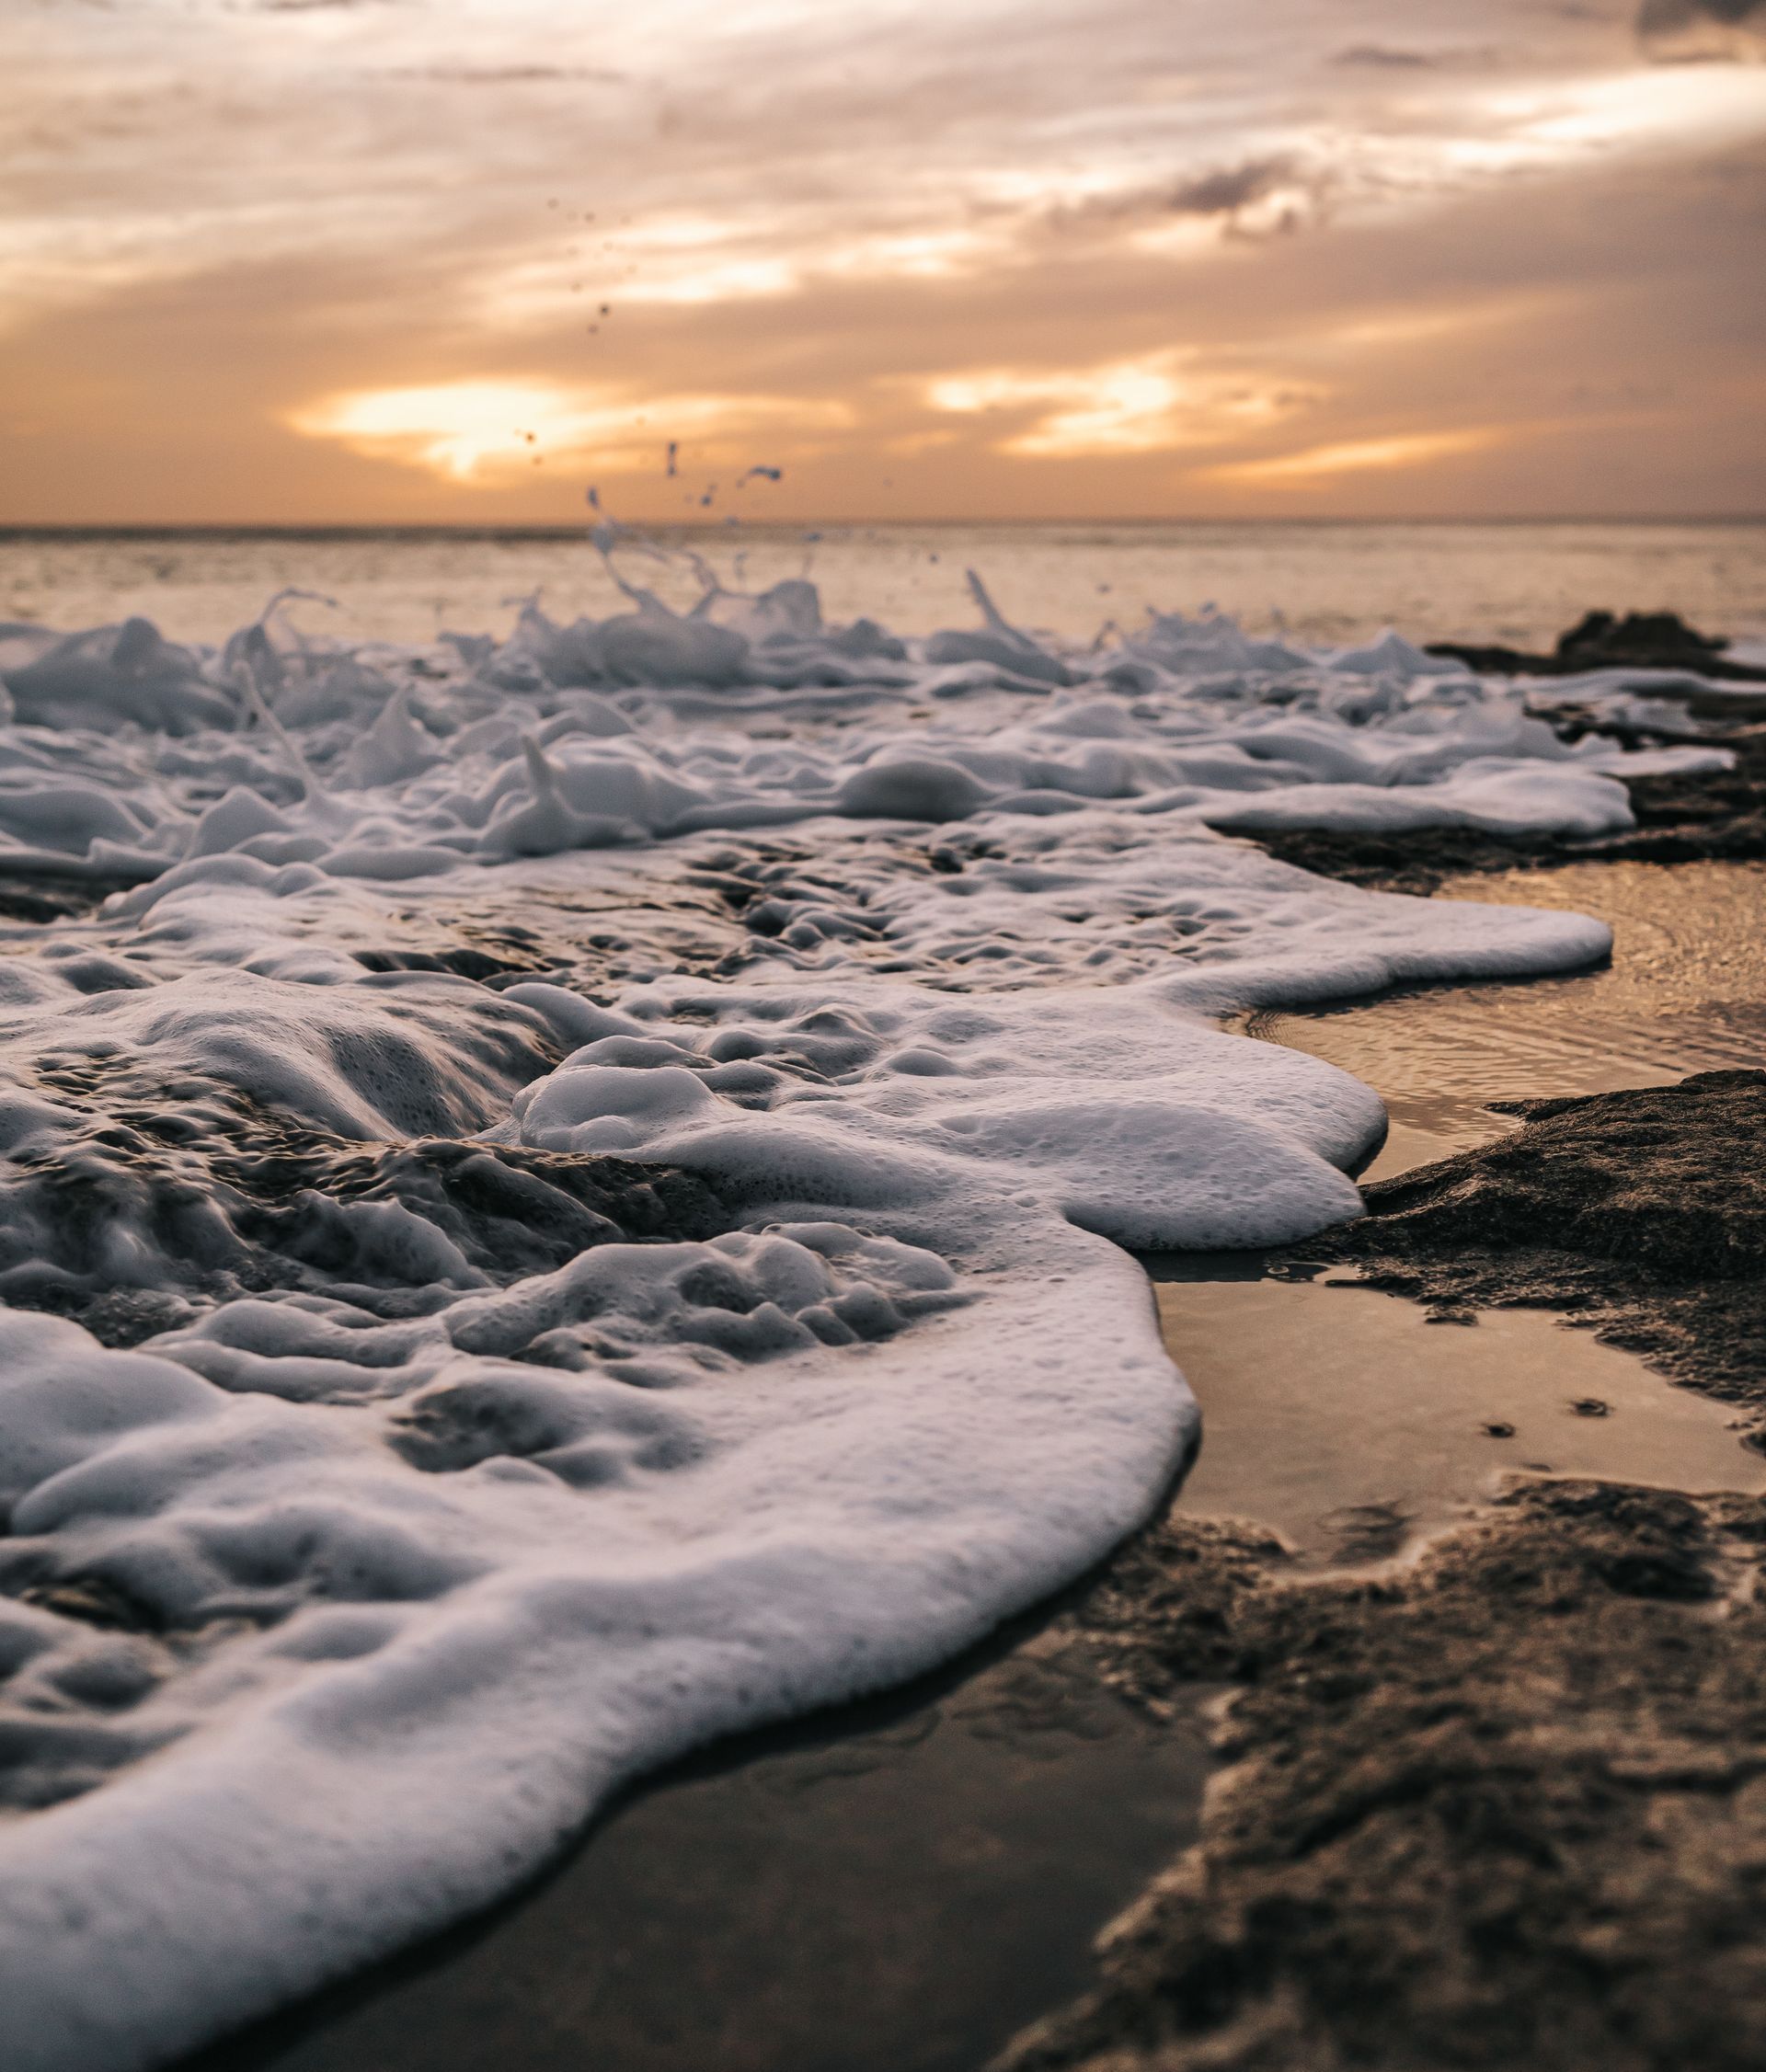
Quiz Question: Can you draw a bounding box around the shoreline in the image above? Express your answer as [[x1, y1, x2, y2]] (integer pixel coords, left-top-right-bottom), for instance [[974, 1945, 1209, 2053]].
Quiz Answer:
[[1, 590, 1758, 2067], [171, 862, 1766, 2072], [991, 870, 1766, 2071], [1002, 1472, 1766, 2072]]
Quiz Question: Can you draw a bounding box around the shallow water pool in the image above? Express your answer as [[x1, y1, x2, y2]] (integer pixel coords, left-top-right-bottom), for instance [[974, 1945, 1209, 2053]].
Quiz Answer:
[[1246, 859, 1766, 1182], [1158, 857, 1766, 1559]]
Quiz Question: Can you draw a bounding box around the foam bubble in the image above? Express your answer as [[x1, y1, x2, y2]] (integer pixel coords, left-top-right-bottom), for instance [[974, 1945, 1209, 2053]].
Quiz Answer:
[[0, 567, 1705, 2067]]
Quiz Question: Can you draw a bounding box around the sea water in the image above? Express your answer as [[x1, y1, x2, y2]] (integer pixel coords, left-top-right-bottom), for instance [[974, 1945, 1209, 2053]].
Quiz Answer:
[[0, 534, 1747, 2069], [5, 519, 1764, 652]]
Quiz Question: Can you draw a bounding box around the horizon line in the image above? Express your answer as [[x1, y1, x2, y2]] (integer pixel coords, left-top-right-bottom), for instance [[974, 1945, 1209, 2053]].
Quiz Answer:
[[3, 513, 1764, 537]]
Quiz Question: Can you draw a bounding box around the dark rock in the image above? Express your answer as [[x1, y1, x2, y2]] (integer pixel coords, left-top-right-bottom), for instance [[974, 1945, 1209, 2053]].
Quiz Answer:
[[1428, 608, 1766, 683], [997, 1480, 1766, 2072], [992, 1067, 1766, 2072], [1279, 1068, 1766, 1418], [1258, 726, 1766, 895]]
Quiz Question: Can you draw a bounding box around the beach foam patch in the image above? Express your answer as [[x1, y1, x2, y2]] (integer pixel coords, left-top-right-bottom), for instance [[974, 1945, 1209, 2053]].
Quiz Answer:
[[0, 567, 1685, 2067]]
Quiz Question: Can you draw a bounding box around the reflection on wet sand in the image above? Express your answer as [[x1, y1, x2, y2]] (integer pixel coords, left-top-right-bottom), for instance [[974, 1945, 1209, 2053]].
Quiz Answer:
[[183, 1620, 1212, 2072], [1152, 1267, 1763, 1565]]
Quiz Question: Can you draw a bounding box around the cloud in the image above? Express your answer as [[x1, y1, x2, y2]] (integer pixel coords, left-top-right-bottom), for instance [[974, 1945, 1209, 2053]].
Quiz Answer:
[[1643, 0, 1765, 22], [923, 352, 1319, 458], [1334, 45, 1437, 69], [1332, 42, 1502, 72], [288, 377, 852, 483], [383, 66, 627, 86], [1043, 155, 1330, 242], [1200, 429, 1508, 487], [4, 0, 1764, 522], [1166, 156, 1302, 216], [1638, 0, 1766, 55]]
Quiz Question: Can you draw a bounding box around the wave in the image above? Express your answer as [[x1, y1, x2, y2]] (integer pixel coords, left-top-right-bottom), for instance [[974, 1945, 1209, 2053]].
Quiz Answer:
[[0, 553, 1715, 2068]]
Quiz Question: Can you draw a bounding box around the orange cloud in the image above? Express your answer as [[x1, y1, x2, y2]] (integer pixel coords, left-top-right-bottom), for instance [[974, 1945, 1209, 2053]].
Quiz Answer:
[[288, 379, 853, 484], [924, 354, 1322, 459], [1198, 428, 1508, 487]]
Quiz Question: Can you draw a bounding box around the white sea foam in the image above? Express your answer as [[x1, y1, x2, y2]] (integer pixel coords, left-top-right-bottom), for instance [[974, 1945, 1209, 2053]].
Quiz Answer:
[[0, 562, 1719, 2068]]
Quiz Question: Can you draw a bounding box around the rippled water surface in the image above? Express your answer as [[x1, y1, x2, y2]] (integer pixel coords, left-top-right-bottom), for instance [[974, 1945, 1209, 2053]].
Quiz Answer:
[[1250, 860, 1766, 1181], [1157, 1273, 1763, 1563], [1154, 858, 1766, 1560]]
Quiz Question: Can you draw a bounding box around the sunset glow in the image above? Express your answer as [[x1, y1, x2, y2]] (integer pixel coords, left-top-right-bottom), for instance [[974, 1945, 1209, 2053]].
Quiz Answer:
[[925, 357, 1317, 459], [290, 381, 851, 484], [1203, 429, 1510, 488], [3, 0, 1762, 522]]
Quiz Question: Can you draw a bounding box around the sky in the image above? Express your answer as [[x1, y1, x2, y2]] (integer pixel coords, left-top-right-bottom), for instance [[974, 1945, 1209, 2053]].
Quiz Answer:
[[2, 0, 1763, 524]]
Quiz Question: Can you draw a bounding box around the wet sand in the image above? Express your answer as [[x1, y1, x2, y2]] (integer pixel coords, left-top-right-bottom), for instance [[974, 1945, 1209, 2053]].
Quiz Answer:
[[184, 1609, 1214, 2072], [998, 864, 1766, 2072], [1154, 1269, 1762, 1563], [1001, 1473, 1766, 2072]]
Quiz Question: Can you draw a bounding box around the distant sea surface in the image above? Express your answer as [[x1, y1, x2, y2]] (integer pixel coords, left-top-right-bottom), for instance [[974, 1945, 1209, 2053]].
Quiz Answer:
[[2, 520, 1762, 651]]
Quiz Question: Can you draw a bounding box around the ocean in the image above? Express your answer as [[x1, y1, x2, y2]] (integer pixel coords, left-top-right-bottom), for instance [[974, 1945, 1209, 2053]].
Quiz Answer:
[[4, 519, 1763, 652], [0, 509, 1758, 2069]]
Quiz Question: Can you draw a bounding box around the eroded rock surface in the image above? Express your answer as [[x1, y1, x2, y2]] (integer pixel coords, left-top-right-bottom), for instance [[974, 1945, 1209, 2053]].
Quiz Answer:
[[995, 1066, 1766, 2072], [1000, 1481, 1766, 2072], [1428, 609, 1766, 684]]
